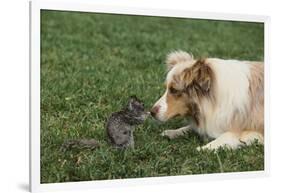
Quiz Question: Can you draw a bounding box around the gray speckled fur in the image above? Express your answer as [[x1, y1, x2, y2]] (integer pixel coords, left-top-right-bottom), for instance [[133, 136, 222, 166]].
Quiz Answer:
[[106, 96, 149, 149]]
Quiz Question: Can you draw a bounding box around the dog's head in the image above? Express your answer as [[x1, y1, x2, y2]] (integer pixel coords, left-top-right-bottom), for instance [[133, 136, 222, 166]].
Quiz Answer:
[[151, 51, 214, 122]]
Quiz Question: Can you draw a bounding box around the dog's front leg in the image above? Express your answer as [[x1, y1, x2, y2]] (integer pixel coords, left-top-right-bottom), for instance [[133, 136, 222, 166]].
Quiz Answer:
[[161, 125, 192, 139], [197, 132, 242, 151]]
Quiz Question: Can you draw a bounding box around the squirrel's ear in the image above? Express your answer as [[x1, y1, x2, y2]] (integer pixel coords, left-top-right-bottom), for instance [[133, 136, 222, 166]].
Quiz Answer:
[[129, 95, 137, 100], [166, 50, 193, 71]]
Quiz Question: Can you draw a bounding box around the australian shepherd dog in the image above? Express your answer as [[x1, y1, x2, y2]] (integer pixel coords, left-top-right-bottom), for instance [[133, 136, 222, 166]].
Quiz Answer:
[[151, 51, 264, 150]]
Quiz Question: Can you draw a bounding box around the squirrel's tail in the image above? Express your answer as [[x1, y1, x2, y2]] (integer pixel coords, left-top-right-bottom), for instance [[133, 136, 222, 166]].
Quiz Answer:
[[60, 139, 100, 151]]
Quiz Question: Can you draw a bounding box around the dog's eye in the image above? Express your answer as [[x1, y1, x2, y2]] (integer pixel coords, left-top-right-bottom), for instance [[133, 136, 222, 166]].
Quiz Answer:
[[169, 87, 178, 94]]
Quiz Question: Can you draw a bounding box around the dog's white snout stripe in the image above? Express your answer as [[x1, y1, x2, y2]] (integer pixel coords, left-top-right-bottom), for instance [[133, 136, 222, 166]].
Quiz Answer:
[[153, 90, 168, 121]]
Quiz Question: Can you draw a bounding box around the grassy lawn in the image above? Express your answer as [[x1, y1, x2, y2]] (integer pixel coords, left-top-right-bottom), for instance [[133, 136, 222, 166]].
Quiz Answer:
[[41, 10, 264, 183]]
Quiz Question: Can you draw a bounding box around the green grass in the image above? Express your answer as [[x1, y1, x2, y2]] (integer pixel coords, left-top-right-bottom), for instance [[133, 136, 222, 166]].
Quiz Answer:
[[40, 10, 264, 183]]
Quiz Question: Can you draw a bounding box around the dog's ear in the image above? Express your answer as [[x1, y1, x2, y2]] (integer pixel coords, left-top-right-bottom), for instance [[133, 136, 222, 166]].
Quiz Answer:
[[182, 59, 213, 94], [166, 50, 193, 71]]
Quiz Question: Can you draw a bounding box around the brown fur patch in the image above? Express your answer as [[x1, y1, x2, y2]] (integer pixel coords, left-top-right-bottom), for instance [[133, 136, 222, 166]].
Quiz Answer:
[[164, 89, 201, 126], [164, 59, 215, 125], [247, 62, 264, 134], [187, 103, 201, 126], [180, 59, 215, 103], [165, 88, 189, 119]]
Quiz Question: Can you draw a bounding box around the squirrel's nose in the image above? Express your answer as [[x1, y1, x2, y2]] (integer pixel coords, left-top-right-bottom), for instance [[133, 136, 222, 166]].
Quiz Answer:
[[150, 106, 160, 117]]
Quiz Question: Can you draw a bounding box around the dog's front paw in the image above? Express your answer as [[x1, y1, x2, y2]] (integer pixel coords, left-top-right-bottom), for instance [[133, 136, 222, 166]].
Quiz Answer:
[[196, 146, 202, 151], [196, 145, 211, 151], [196, 143, 218, 151], [161, 130, 177, 140]]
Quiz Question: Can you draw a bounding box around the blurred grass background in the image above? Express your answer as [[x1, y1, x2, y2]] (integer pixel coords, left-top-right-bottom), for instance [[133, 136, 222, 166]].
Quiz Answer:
[[41, 10, 264, 183]]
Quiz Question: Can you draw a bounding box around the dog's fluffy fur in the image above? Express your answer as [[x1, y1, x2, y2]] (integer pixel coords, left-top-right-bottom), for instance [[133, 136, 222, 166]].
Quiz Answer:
[[151, 51, 264, 150]]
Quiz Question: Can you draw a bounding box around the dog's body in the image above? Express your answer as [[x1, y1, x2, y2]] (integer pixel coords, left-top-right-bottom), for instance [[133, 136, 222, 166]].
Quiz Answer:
[[151, 51, 264, 150]]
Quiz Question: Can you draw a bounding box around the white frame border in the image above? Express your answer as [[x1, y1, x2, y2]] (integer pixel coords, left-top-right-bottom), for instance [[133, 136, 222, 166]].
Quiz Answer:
[[30, 0, 270, 192]]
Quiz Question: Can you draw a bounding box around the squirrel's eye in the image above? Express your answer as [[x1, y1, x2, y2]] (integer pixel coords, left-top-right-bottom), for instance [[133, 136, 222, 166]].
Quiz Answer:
[[169, 87, 178, 94], [123, 131, 128, 135]]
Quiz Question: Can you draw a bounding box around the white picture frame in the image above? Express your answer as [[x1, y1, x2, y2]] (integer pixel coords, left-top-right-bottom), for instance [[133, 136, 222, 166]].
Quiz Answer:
[[30, 0, 270, 192]]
